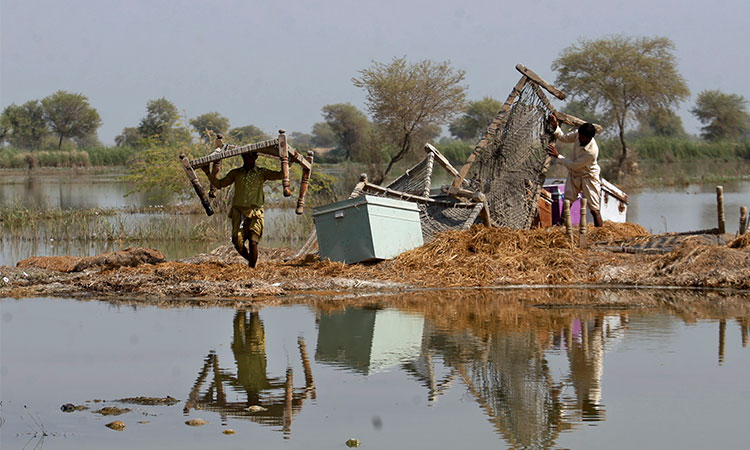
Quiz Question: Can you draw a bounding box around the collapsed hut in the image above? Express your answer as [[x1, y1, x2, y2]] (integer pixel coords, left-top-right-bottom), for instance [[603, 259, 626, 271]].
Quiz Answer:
[[297, 64, 599, 257]]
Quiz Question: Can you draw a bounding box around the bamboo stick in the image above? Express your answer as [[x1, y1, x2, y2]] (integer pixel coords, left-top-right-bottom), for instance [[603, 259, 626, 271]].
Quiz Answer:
[[563, 199, 573, 243], [717, 186, 725, 234], [579, 198, 588, 249]]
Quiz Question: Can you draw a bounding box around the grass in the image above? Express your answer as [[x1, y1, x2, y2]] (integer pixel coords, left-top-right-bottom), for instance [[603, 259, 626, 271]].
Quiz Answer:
[[0, 203, 313, 245], [0, 146, 139, 169], [0, 204, 224, 242]]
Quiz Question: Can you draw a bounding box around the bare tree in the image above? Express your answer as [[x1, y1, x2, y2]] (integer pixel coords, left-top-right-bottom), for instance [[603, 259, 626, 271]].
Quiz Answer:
[[353, 57, 467, 183]]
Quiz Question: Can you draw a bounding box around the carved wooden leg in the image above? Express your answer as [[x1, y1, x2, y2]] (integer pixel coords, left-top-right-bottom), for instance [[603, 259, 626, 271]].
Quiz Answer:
[[279, 130, 291, 197], [180, 153, 214, 216], [296, 151, 314, 215]]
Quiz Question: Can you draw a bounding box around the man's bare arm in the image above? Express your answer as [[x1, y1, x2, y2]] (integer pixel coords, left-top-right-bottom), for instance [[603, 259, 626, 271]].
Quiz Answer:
[[263, 168, 285, 181], [202, 166, 237, 189]]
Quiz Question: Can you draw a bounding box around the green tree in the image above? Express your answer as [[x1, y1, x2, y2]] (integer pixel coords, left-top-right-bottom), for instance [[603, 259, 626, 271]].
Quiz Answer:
[[41, 91, 102, 149], [190, 112, 230, 142], [552, 35, 690, 168], [690, 90, 750, 141], [138, 98, 182, 143], [449, 97, 501, 141], [437, 137, 473, 165], [0, 100, 48, 149], [353, 57, 467, 183], [227, 124, 269, 144], [290, 131, 315, 150], [321, 103, 371, 161], [561, 100, 606, 127], [115, 127, 142, 147], [311, 122, 336, 147], [637, 107, 686, 137]]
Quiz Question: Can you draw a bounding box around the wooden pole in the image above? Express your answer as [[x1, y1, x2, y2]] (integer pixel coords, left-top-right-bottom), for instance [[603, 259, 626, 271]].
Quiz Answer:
[[716, 186, 725, 234], [563, 199, 573, 243], [295, 151, 314, 215], [515, 64, 566, 100], [579, 198, 588, 249], [740, 206, 748, 235], [279, 130, 291, 197]]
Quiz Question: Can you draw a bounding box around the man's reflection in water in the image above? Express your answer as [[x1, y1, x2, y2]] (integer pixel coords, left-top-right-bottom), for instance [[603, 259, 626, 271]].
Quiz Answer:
[[233, 310, 275, 403], [184, 310, 315, 437], [398, 304, 626, 449], [564, 316, 611, 421]]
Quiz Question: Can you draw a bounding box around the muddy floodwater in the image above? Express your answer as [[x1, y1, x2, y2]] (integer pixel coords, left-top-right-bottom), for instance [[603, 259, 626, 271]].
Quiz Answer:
[[1, 292, 749, 449]]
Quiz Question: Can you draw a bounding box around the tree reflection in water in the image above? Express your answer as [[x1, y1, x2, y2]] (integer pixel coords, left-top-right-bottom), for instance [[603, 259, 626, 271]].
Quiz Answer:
[[184, 310, 315, 437]]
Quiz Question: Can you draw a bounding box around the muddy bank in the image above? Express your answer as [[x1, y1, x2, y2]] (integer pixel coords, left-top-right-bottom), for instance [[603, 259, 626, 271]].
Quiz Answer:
[[2, 223, 750, 301]]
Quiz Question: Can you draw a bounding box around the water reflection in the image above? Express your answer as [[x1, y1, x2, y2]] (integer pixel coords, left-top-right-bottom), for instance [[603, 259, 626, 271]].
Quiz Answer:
[[308, 290, 750, 449], [2, 291, 748, 449], [184, 310, 316, 437]]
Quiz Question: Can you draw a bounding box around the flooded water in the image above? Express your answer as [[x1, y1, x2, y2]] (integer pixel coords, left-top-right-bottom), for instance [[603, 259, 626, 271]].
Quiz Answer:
[[628, 180, 750, 233], [2, 171, 750, 266], [0, 171, 160, 209], [1, 291, 748, 449]]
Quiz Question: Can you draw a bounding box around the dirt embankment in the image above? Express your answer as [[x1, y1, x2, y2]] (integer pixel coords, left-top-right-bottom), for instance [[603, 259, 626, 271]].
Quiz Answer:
[[2, 223, 750, 301]]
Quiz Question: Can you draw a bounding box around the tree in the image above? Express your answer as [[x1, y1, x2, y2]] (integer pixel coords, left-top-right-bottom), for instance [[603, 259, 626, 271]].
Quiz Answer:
[[690, 90, 750, 141], [561, 100, 606, 128], [353, 57, 467, 183], [321, 103, 371, 160], [311, 122, 336, 147], [552, 35, 690, 168], [41, 91, 101, 149], [290, 131, 315, 150], [115, 127, 142, 147], [190, 112, 230, 142], [0, 100, 48, 149], [449, 97, 501, 141], [138, 98, 181, 142], [637, 107, 686, 137], [227, 125, 269, 144]]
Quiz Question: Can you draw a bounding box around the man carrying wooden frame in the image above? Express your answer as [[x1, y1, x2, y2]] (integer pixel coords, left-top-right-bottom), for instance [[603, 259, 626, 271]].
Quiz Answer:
[[202, 152, 284, 268]]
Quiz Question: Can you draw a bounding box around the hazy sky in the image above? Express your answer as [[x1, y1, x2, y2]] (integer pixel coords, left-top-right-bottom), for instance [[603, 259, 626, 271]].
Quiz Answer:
[[2, 0, 748, 144]]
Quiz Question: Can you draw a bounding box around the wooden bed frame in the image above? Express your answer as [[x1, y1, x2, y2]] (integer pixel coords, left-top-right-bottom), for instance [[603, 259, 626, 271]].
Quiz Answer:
[[180, 130, 314, 216]]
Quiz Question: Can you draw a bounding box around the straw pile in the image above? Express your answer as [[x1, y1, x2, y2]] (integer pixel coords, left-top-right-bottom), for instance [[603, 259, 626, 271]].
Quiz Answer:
[[650, 237, 750, 289], [728, 233, 750, 249], [6, 222, 750, 298], [17, 255, 80, 272]]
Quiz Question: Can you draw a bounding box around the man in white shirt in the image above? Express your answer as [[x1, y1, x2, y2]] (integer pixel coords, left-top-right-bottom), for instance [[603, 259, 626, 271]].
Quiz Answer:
[[545, 114, 603, 227]]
